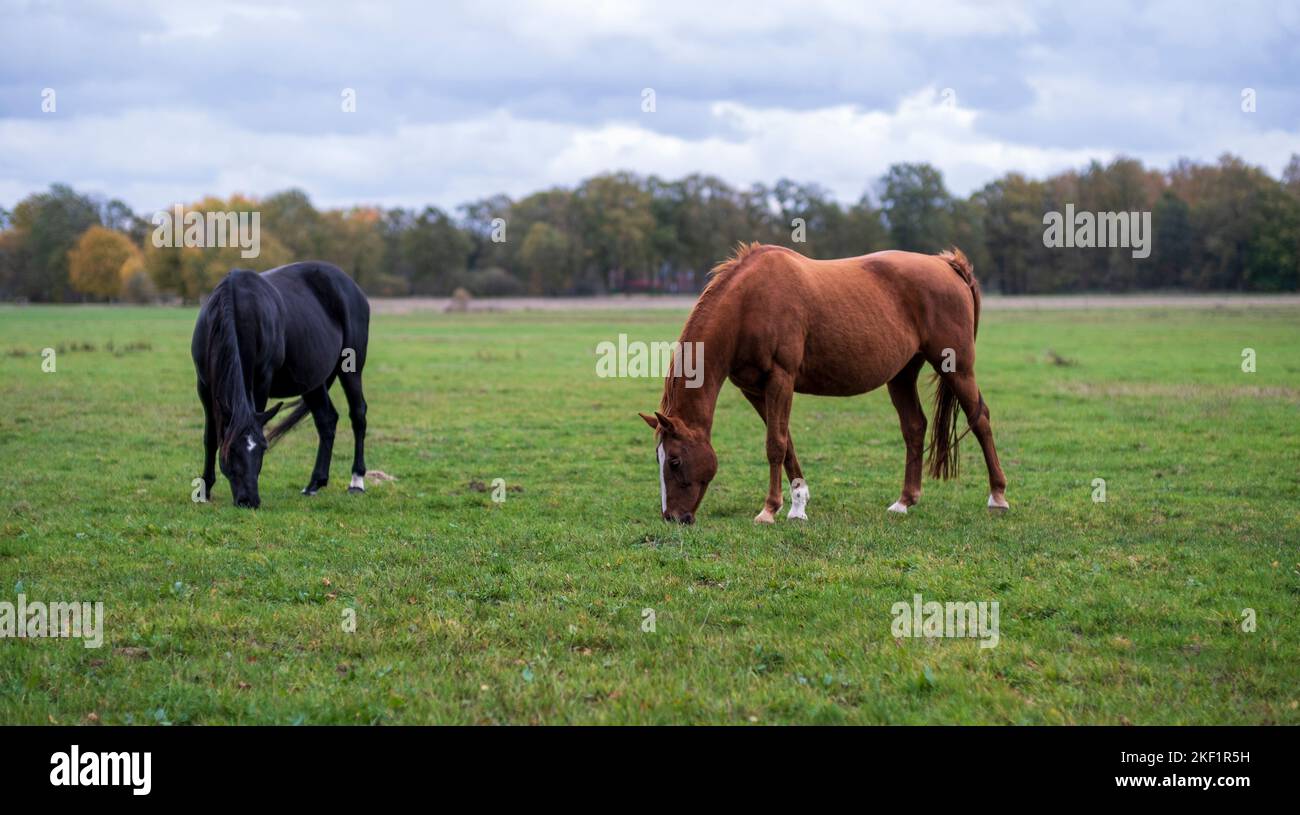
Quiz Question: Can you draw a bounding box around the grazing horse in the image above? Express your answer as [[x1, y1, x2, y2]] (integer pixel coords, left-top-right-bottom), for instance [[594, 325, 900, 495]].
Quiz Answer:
[[639, 243, 1007, 524], [192, 262, 370, 508]]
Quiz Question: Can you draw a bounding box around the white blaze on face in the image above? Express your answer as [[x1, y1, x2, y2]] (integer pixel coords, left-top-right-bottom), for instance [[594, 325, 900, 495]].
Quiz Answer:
[[246, 435, 257, 453], [656, 442, 667, 514]]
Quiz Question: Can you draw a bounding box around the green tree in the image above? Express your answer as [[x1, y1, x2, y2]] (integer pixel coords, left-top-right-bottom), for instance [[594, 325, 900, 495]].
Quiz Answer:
[[459, 194, 514, 272], [399, 206, 471, 295], [262, 189, 325, 258], [768, 179, 856, 258], [648, 174, 757, 291], [1150, 191, 1194, 289], [518, 221, 571, 295], [878, 163, 954, 252], [976, 173, 1051, 294], [508, 189, 582, 291], [3, 184, 102, 300], [319, 207, 386, 290], [575, 173, 656, 293]]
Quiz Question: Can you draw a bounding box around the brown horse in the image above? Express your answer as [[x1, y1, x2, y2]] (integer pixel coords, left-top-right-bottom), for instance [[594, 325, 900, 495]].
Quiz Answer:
[[639, 243, 1007, 524]]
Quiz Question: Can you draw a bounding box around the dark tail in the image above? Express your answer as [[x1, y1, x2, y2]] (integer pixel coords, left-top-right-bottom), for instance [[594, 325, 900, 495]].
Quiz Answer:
[[925, 248, 981, 481], [266, 399, 311, 446]]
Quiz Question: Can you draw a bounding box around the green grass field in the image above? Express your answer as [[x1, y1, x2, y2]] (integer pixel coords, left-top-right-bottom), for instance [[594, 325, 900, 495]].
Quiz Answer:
[[1, 302, 1297, 724]]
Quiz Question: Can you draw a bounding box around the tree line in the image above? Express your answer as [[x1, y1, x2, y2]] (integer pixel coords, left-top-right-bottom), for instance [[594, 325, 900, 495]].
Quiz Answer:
[[1, 153, 1297, 303]]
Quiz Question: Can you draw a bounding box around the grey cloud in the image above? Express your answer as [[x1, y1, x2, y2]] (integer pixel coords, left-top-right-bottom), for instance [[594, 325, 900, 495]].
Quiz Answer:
[[1, 0, 1297, 211]]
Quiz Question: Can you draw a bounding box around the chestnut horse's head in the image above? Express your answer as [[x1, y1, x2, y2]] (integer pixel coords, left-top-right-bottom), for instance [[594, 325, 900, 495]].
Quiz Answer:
[[639, 411, 717, 524]]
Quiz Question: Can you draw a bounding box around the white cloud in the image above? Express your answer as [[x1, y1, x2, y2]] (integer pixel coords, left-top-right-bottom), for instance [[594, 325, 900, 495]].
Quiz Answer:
[[0, 88, 1114, 211], [2, 0, 1297, 212]]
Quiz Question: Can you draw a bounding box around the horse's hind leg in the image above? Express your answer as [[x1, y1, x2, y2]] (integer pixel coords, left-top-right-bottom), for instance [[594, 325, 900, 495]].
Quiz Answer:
[[742, 387, 808, 520], [885, 354, 927, 514], [301, 385, 338, 496], [941, 369, 1009, 512], [339, 371, 367, 493]]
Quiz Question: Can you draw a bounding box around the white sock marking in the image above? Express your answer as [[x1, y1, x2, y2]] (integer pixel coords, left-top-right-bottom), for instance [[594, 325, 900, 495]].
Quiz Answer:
[[350, 473, 365, 491], [788, 478, 809, 519], [656, 442, 667, 514], [887, 501, 909, 514]]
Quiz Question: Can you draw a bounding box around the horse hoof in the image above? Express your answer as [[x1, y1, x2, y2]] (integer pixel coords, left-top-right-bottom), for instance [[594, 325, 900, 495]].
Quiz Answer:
[[349, 474, 366, 494], [987, 494, 1009, 514], [347, 487, 365, 495], [887, 501, 909, 514], [302, 487, 319, 496], [788, 478, 809, 520], [753, 508, 776, 524]]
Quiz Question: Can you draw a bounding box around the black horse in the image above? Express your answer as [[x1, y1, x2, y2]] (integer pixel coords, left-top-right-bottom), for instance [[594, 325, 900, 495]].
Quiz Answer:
[[192, 262, 370, 508]]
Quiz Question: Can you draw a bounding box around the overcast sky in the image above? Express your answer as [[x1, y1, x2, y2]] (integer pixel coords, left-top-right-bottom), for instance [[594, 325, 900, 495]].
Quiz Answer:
[[2, 0, 1297, 213]]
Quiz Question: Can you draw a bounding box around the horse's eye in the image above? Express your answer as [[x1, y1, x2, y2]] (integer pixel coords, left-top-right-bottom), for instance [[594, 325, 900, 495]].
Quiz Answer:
[[669, 458, 682, 469]]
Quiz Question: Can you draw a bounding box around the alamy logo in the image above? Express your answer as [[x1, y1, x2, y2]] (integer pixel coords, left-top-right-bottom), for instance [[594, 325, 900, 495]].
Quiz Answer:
[[1042, 204, 1151, 259], [0, 594, 103, 648], [151, 204, 261, 258], [595, 335, 703, 388], [50, 745, 151, 796], [890, 593, 1000, 649]]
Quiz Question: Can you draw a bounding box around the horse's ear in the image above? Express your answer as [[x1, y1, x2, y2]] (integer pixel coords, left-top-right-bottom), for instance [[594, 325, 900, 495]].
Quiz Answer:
[[653, 411, 683, 437], [639, 411, 684, 436], [257, 401, 285, 425]]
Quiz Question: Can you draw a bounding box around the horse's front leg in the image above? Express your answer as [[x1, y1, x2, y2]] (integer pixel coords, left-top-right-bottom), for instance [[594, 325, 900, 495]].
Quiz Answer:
[[784, 436, 809, 520], [754, 369, 794, 524], [742, 387, 808, 521], [198, 384, 217, 501]]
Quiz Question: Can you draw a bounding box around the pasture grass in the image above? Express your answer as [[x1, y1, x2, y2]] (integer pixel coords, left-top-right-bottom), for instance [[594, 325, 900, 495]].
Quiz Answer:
[[0, 302, 1297, 724]]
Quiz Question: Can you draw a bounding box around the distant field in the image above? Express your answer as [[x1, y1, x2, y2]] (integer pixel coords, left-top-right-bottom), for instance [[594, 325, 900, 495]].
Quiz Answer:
[[369, 293, 1300, 314], [0, 301, 1297, 724]]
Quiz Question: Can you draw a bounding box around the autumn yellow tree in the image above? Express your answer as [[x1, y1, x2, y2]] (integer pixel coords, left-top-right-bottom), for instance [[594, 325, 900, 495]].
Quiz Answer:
[[118, 252, 157, 303], [68, 226, 140, 300], [143, 194, 291, 302]]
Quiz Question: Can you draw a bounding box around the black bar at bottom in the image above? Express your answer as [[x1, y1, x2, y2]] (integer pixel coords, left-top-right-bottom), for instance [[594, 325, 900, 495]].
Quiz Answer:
[[0, 725, 1281, 801]]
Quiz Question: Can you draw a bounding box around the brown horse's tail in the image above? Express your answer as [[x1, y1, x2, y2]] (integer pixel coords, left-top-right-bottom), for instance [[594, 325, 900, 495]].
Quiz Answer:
[[926, 247, 981, 480], [940, 247, 979, 338]]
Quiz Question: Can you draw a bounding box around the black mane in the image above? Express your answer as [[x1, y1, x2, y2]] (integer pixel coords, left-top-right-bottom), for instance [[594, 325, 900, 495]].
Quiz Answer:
[[205, 276, 257, 461]]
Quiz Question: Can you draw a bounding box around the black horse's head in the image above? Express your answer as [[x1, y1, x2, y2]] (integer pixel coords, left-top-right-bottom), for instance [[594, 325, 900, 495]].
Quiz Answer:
[[220, 403, 283, 508]]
